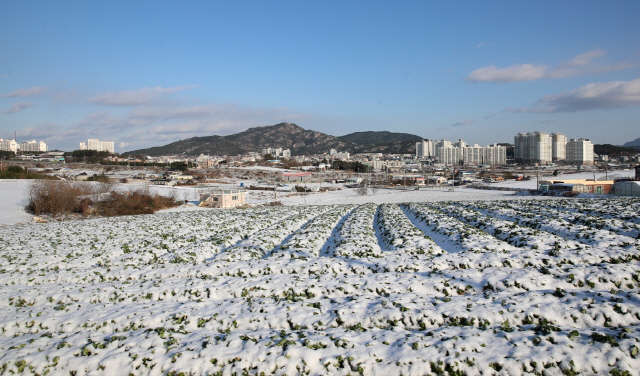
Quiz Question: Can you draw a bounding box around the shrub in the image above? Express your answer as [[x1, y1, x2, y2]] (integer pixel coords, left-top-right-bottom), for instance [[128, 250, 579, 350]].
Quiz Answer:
[[27, 180, 92, 217], [26, 181, 178, 218]]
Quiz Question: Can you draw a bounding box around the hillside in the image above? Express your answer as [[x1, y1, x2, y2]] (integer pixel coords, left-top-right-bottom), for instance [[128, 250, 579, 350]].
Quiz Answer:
[[622, 137, 640, 148], [125, 123, 421, 156], [338, 131, 422, 145], [339, 131, 422, 154], [594, 143, 639, 156], [125, 123, 355, 157]]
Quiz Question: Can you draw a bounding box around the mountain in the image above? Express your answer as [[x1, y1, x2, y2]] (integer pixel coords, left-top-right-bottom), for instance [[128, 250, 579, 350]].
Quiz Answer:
[[125, 123, 422, 156], [338, 131, 422, 145], [338, 131, 422, 154], [622, 137, 640, 148], [594, 144, 639, 156], [125, 123, 355, 157]]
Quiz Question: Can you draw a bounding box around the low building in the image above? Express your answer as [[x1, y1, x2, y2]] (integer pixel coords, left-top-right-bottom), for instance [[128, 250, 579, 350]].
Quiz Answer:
[[540, 179, 614, 194], [281, 171, 312, 182], [198, 188, 246, 208], [426, 176, 448, 185]]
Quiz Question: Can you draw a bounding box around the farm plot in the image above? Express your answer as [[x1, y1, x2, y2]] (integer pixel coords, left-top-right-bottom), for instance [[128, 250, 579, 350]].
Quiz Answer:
[[0, 199, 639, 375]]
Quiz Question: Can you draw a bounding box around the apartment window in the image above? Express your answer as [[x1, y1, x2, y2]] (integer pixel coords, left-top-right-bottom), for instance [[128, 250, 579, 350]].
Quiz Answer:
[[232, 195, 238, 200]]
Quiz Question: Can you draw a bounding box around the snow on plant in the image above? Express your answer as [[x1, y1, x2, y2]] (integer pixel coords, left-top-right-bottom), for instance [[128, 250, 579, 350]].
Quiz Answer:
[[216, 205, 333, 261], [0, 199, 639, 375], [402, 203, 517, 253], [272, 205, 356, 260], [376, 204, 443, 255], [329, 203, 384, 259]]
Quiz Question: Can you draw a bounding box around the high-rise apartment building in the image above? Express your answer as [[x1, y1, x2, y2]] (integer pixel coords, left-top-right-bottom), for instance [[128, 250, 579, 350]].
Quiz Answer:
[[416, 139, 506, 166], [514, 132, 552, 163], [415, 139, 436, 158], [0, 139, 18, 153], [19, 140, 48, 152], [566, 138, 594, 165], [551, 133, 567, 161], [79, 139, 115, 153], [482, 144, 507, 166]]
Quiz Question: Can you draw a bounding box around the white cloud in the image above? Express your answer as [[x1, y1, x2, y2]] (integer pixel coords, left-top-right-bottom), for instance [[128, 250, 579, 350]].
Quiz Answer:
[[566, 49, 607, 66], [0, 102, 33, 115], [451, 118, 476, 126], [2, 86, 46, 97], [88, 85, 198, 106], [466, 50, 633, 83], [505, 78, 640, 113], [35, 101, 309, 152]]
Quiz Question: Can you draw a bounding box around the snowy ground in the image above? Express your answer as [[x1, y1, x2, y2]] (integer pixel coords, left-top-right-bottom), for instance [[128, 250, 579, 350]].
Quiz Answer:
[[0, 180, 32, 225], [1, 197, 639, 375], [0, 179, 528, 226]]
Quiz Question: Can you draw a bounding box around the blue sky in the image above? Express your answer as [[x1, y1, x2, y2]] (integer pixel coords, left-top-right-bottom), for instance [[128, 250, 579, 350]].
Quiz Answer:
[[1, 1, 640, 152]]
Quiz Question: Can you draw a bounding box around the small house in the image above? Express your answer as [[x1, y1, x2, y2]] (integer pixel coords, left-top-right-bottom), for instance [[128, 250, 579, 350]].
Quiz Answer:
[[281, 171, 312, 182], [198, 188, 246, 208]]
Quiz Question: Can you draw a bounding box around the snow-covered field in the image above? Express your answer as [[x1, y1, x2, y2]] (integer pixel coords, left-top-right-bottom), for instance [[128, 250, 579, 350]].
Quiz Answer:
[[0, 180, 32, 225], [1, 198, 639, 375]]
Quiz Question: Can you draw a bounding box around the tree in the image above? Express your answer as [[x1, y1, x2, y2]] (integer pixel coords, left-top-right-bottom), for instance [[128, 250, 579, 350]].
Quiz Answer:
[[169, 162, 188, 172], [71, 150, 110, 164], [0, 150, 15, 160]]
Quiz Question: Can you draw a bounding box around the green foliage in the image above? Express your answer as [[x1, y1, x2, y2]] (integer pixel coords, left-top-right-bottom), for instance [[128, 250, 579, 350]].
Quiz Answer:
[[331, 160, 370, 172], [169, 161, 193, 171], [0, 150, 15, 159], [70, 150, 111, 163], [0, 165, 56, 179]]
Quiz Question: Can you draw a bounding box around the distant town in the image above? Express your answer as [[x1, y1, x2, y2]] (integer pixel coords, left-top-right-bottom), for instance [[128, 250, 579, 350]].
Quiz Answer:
[[1, 131, 640, 198]]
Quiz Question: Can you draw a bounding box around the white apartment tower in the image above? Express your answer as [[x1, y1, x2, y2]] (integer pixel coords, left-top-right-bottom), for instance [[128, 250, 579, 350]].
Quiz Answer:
[[0, 139, 18, 153], [482, 144, 507, 166], [514, 132, 552, 163], [551, 133, 567, 161], [262, 147, 291, 158], [19, 140, 48, 152], [416, 139, 507, 166], [566, 138, 594, 165], [79, 139, 115, 154], [415, 139, 436, 158]]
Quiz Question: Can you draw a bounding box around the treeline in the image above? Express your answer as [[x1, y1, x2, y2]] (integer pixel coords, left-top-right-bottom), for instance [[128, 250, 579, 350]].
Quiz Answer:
[[331, 160, 371, 172], [0, 165, 57, 180], [66, 150, 111, 164]]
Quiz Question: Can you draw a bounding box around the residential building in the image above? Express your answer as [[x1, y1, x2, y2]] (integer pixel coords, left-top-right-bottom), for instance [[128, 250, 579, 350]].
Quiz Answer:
[[415, 139, 436, 158], [371, 159, 405, 172], [0, 139, 18, 153], [514, 132, 552, 163], [482, 144, 507, 166], [198, 188, 246, 208], [566, 138, 594, 165], [19, 140, 48, 152], [463, 144, 483, 165], [417, 139, 507, 166], [261, 147, 291, 159], [551, 133, 567, 161], [79, 138, 115, 153], [540, 179, 613, 194], [436, 143, 461, 165]]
